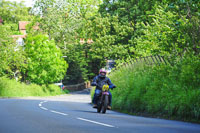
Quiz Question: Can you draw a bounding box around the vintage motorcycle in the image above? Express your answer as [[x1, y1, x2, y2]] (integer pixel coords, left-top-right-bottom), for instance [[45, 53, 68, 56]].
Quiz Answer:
[[97, 85, 110, 114]]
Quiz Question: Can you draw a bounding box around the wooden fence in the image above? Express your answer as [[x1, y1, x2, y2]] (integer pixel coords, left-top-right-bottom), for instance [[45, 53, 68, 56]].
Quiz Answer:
[[112, 55, 171, 72], [64, 81, 91, 91]]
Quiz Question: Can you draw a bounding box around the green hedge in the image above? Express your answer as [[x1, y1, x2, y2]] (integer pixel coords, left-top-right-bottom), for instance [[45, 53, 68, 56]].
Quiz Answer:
[[90, 87, 95, 101], [108, 54, 200, 122], [0, 77, 68, 97]]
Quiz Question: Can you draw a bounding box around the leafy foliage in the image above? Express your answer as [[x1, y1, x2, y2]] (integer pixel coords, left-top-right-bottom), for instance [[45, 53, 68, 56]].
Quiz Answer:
[[0, 0, 32, 80], [79, 14, 134, 60], [0, 0, 32, 24], [0, 0, 33, 35], [32, 0, 102, 84], [100, 0, 200, 56], [0, 25, 26, 79], [132, 5, 188, 56], [24, 34, 68, 85], [109, 54, 200, 122], [0, 77, 68, 97], [32, 0, 200, 84], [0, 0, 68, 86], [32, 0, 101, 49]]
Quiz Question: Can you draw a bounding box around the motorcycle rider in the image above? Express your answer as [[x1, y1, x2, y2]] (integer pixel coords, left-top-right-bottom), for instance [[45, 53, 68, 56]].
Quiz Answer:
[[91, 68, 116, 110]]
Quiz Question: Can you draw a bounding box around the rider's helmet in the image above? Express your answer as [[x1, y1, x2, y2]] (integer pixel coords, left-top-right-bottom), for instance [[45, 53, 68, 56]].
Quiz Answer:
[[99, 68, 107, 78], [99, 68, 107, 74]]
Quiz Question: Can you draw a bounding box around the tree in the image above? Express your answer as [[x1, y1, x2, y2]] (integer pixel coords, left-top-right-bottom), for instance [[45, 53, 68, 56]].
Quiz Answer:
[[32, 0, 102, 84], [30, 0, 199, 84], [77, 14, 134, 73], [0, 0, 32, 23], [0, 25, 26, 79], [132, 5, 188, 57], [0, 0, 33, 80], [99, 0, 200, 56], [32, 0, 102, 50], [24, 34, 68, 84], [0, 0, 33, 35]]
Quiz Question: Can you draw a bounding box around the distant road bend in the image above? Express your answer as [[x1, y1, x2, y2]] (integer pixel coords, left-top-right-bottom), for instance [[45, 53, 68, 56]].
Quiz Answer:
[[0, 89, 200, 133]]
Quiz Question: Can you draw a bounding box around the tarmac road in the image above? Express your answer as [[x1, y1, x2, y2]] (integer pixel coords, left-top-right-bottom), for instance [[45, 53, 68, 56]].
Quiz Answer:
[[0, 90, 200, 133]]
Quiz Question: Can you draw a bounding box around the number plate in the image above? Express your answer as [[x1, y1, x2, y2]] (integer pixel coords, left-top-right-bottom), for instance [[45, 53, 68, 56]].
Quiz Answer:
[[102, 92, 109, 95]]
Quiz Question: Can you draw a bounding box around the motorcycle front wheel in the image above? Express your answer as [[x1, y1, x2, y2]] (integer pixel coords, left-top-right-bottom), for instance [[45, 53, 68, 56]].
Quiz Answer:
[[97, 99, 102, 113], [102, 95, 108, 114]]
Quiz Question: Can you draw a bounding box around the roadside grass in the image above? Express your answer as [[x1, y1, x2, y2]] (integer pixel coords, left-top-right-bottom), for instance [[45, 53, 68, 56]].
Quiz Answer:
[[0, 77, 68, 97], [107, 54, 200, 123], [90, 87, 95, 102]]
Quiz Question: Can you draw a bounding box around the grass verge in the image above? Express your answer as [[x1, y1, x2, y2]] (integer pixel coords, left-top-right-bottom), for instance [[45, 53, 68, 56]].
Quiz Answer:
[[0, 77, 68, 97]]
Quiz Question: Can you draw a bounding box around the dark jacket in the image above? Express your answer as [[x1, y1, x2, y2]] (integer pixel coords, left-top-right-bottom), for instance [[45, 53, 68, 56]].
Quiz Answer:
[[91, 75, 115, 90]]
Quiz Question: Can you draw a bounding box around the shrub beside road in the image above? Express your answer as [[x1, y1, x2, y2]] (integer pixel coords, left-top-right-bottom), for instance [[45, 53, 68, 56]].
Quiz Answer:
[[0, 77, 67, 97]]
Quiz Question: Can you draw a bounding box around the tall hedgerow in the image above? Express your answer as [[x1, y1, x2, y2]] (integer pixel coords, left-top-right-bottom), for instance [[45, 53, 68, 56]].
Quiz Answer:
[[109, 54, 200, 122]]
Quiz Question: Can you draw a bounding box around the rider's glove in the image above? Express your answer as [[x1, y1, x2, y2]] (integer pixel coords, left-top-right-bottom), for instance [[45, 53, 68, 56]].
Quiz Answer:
[[110, 85, 116, 90]]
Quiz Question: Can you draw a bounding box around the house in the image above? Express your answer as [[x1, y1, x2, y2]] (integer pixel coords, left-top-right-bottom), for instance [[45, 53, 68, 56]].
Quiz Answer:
[[12, 21, 39, 46], [19, 21, 30, 35], [12, 21, 30, 41], [12, 21, 39, 38]]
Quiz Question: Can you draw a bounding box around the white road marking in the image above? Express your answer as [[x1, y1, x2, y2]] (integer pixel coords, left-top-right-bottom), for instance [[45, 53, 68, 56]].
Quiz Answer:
[[77, 117, 115, 128], [39, 101, 47, 105], [40, 107, 48, 110], [39, 100, 115, 129], [50, 110, 68, 116]]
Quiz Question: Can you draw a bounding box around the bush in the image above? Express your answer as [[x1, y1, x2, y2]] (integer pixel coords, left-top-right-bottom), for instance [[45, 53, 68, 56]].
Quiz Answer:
[[24, 34, 68, 85], [108, 54, 200, 122], [62, 89, 69, 94], [90, 87, 95, 100], [0, 77, 68, 97]]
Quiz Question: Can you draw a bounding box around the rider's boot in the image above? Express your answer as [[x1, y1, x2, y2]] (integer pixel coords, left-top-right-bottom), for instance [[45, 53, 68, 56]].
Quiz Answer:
[[107, 105, 111, 110], [93, 104, 97, 108]]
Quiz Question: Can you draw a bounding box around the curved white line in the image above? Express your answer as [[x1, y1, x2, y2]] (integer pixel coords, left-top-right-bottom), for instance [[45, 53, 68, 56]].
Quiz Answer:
[[40, 107, 48, 110], [77, 117, 115, 128], [50, 110, 68, 116], [39, 101, 115, 128]]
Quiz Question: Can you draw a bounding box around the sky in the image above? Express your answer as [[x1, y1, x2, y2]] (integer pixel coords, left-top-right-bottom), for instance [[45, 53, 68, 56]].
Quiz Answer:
[[8, 0, 35, 7]]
